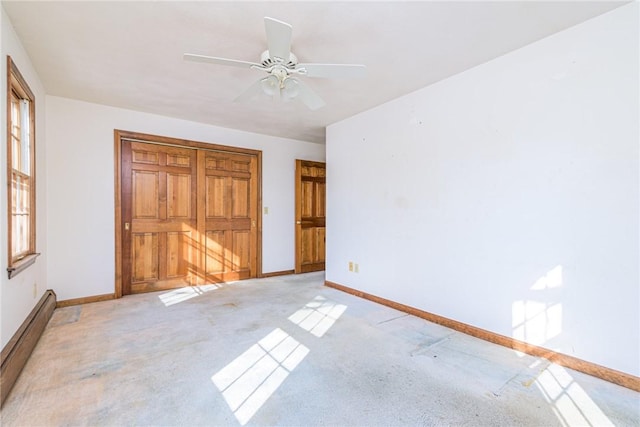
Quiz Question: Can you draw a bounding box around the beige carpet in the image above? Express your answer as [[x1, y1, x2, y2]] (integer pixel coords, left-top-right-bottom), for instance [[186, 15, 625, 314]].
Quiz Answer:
[[2, 272, 638, 426]]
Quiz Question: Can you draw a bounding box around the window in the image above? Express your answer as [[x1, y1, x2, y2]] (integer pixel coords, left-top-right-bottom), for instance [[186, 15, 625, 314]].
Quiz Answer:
[[7, 56, 38, 279]]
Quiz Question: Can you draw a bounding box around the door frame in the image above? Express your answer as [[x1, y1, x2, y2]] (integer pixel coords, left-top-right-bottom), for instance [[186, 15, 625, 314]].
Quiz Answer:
[[114, 129, 262, 298]]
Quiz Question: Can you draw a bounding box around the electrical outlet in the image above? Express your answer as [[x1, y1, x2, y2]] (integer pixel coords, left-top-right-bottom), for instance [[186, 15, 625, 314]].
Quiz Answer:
[[348, 261, 353, 272], [355, 263, 359, 273], [32, 283, 37, 298], [264, 207, 269, 215]]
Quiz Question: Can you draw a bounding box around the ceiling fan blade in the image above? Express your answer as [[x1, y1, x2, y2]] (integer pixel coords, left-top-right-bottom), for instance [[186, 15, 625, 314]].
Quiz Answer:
[[264, 17, 292, 62], [295, 79, 326, 110], [296, 63, 367, 79], [184, 53, 260, 69], [234, 79, 265, 103]]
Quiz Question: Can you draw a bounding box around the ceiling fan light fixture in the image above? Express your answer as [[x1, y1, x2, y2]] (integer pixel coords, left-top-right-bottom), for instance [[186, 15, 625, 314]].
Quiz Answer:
[[282, 78, 300, 100], [260, 75, 280, 96]]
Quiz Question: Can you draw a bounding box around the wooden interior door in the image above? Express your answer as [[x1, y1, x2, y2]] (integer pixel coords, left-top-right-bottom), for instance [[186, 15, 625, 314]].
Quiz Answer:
[[200, 150, 258, 282], [295, 160, 326, 273], [120, 138, 259, 295], [121, 142, 198, 294]]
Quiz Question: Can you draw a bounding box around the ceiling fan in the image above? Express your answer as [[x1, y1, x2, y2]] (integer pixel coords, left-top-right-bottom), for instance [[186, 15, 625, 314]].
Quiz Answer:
[[184, 17, 367, 110]]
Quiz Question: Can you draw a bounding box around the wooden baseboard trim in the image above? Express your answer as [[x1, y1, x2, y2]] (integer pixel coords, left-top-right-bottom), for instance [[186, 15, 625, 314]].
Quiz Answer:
[[260, 270, 295, 278], [1, 289, 57, 406], [56, 293, 115, 308], [325, 280, 640, 392]]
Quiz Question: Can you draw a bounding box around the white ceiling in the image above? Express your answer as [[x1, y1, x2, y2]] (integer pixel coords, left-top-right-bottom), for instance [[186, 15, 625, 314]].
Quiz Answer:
[[2, 1, 627, 144]]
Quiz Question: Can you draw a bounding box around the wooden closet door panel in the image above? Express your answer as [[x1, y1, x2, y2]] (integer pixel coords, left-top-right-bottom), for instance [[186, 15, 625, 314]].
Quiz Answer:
[[205, 231, 226, 275], [231, 230, 251, 273], [232, 178, 250, 218], [166, 231, 192, 278], [132, 233, 159, 282], [122, 142, 197, 294], [205, 176, 226, 218], [201, 151, 257, 283], [167, 174, 192, 219], [132, 171, 159, 219]]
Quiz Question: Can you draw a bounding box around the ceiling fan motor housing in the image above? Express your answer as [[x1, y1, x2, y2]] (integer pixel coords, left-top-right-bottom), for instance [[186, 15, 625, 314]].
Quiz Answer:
[[260, 50, 298, 68]]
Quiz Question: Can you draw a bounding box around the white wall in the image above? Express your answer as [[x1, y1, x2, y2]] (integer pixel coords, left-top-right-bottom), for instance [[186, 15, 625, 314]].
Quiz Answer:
[[1, 6, 49, 348], [326, 3, 638, 376], [45, 96, 324, 301]]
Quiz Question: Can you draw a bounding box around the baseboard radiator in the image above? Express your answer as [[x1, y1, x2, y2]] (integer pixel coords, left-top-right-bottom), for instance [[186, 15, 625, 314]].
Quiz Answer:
[[0, 290, 57, 407]]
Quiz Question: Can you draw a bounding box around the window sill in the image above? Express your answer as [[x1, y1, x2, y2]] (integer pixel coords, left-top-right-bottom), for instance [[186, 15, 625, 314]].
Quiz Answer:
[[7, 253, 40, 279]]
